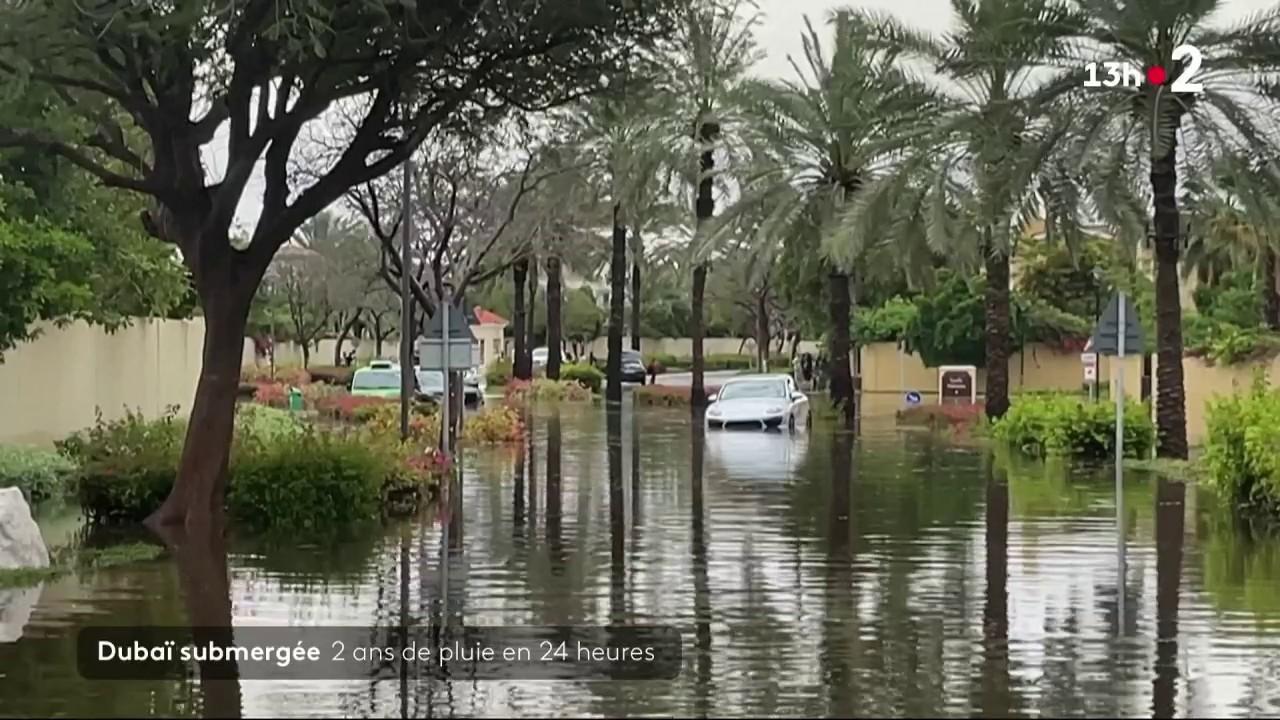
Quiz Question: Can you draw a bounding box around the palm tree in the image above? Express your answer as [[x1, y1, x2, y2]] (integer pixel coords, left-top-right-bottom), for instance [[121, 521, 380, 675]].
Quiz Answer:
[[1068, 0, 1280, 458], [1182, 153, 1280, 330], [658, 0, 761, 407], [727, 11, 944, 425], [848, 0, 1090, 422]]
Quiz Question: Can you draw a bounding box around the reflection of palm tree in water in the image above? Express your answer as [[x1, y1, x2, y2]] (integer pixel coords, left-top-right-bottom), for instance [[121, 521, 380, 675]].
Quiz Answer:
[[973, 451, 1012, 717], [819, 432, 855, 716], [1153, 478, 1185, 719], [546, 410, 565, 575], [690, 421, 713, 717], [607, 408, 625, 624]]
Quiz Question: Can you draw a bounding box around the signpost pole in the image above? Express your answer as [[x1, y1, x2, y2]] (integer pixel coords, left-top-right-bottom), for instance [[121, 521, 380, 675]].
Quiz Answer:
[[1115, 291, 1126, 628], [1115, 291, 1125, 497], [442, 293, 451, 458]]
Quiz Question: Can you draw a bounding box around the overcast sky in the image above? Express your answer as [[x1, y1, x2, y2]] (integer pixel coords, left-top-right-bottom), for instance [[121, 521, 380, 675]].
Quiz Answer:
[[223, 0, 1279, 231]]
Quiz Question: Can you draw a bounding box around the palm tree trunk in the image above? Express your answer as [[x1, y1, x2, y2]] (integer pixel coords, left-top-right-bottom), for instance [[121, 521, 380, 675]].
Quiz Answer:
[[1262, 246, 1280, 331], [827, 269, 855, 427], [984, 239, 1012, 420], [547, 255, 563, 380], [608, 205, 627, 403], [691, 264, 708, 405], [513, 258, 530, 380], [691, 120, 719, 408], [1151, 140, 1189, 459], [631, 235, 642, 352], [755, 290, 769, 372]]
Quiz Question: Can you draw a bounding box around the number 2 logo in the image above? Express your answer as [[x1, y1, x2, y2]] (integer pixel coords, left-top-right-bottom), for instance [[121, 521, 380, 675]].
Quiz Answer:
[[1170, 45, 1203, 93]]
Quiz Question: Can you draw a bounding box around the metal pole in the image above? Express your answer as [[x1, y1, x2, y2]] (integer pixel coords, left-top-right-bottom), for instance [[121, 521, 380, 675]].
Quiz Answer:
[[400, 157, 414, 441], [442, 293, 451, 457], [1115, 290, 1126, 626]]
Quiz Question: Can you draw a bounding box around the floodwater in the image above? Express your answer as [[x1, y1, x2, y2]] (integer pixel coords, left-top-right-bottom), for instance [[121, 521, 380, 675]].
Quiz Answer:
[[4, 400, 1280, 717]]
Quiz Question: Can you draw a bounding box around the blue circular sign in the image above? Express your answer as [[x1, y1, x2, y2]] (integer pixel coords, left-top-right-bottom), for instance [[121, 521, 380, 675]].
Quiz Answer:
[[905, 391, 922, 406]]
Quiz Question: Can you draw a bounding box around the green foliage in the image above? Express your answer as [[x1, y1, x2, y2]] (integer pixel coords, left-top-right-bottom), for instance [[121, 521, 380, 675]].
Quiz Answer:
[[504, 378, 592, 404], [1203, 375, 1280, 517], [234, 404, 304, 446], [1016, 237, 1111, 321], [1185, 312, 1280, 364], [703, 353, 757, 371], [561, 362, 604, 393], [486, 358, 514, 386], [1194, 271, 1263, 328], [853, 296, 917, 344], [0, 444, 77, 504], [58, 408, 185, 523], [0, 218, 95, 357], [903, 270, 985, 367], [0, 540, 165, 589], [227, 431, 386, 531], [991, 392, 1155, 459]]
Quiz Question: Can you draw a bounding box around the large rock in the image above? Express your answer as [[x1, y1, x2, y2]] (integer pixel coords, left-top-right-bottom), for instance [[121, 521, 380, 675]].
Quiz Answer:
[[0, 486, 49, 569]]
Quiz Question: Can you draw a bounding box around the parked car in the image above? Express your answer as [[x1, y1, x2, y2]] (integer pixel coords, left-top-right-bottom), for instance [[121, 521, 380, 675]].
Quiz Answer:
[[531, 347, 549, 369], [415, 368, 483, 406], [705, 374, 810, 431], [350, 361, 405, 399], [620, 350, 647, 384]]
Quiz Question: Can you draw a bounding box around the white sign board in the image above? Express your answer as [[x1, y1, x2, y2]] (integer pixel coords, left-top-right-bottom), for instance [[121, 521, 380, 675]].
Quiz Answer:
[[1084, 365, 1097, 382], [1081, 352, 1097, 367]]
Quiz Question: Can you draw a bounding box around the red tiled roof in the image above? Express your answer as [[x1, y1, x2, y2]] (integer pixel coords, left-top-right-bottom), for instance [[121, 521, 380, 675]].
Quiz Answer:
[[473, 307, 508, 325]]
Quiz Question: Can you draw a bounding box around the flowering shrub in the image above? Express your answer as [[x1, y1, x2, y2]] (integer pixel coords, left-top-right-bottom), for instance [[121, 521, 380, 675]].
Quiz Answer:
[[301, 382, 344, 408], [504, 378, 591, 404], [314, 393, 391, 421], [277, 367, 312, 387], [634, 384, 720, 407], [461, 406, 524, 444], [359, 402, 440, 442], [253, 382, 289, 408], [241, 365, 274, 383]]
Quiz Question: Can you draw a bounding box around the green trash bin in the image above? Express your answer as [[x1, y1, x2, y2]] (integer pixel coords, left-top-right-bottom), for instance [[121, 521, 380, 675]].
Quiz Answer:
[[288, 386, 304, 412]]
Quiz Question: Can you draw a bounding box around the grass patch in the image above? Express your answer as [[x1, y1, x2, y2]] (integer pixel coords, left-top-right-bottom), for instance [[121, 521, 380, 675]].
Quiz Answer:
[[1124, 457, 1206, 482], [0, 541, 165, 589]]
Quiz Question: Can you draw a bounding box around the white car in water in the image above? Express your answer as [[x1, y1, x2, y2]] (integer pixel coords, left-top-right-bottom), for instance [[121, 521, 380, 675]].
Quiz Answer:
[[705, 374, 810, 432]]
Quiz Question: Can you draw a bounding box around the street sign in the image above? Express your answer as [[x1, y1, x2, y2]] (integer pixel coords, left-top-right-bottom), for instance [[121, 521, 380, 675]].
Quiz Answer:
[[1081, 352, 1097, 367], [905, 391, 922, 406], [1084, 365, 1097, 382], [1090, 293, 1144, 356], [938, 365, 977, 405]]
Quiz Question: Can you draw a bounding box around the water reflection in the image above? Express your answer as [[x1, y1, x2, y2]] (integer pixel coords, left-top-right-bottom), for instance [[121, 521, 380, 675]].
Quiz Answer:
[[10, 410, 1280, 717]]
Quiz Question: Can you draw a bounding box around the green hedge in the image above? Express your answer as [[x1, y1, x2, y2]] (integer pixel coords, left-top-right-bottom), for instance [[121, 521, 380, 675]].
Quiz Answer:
[[1204, 376, 1280, 516], [561, 362, 604, 393], [59, 405, 421, 529], [991, 392, 1155, 459], [0, 445, 78, 504], [486, 358, 513, 386]]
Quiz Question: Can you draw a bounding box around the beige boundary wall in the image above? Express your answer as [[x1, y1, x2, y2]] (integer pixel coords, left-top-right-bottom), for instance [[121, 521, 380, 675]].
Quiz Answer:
[[0, 319, 205, 446], [3, 321, 1274, 448]]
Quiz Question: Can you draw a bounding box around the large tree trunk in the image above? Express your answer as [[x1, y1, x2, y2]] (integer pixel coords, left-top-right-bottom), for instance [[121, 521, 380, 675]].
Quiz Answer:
[[300, 341, 311, 369], [607, 207, 627, 403], [512, 258, 530, 380], [333, 311, 360, 365], [631, 237, 642, 352], [546, 255, 563, 380], [984, 240, 1012, 420], [149, 274, 258, 531], [755, 291, 770, 372], [691, 120, 719, 408], [1151, 140, 1189, 459], [827, 269, 855, 427], [1262, 246, 1280, 331]]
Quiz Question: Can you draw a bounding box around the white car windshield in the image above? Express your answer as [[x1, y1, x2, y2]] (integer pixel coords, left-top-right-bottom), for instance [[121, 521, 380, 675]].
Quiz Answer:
[[352, 370, 399, 389], [718, 381, 787, 401]]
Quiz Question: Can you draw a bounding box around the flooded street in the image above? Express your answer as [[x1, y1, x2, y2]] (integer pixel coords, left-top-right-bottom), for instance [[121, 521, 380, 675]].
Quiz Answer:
[[4, 401, 1280, 717]]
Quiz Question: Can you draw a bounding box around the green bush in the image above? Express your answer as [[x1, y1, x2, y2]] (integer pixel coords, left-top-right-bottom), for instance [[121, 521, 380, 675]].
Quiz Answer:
[[643, 353, 682, 371], [486, 358, 514, 386], [1204, 375, 1280, 516], [561, 362, 604, 393], [703, 353, 755, 371], [59, 409, 185, 523], [235, 404, 304, 446], [0, 445, 78, 504], [854, 296, 917, 344], [991, 392, 1154, 459], [228, 431, 387, 531]]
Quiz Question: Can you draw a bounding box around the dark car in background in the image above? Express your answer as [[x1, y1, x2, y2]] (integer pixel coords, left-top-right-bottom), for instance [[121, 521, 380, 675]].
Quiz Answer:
[[620, 350, 647, 384]]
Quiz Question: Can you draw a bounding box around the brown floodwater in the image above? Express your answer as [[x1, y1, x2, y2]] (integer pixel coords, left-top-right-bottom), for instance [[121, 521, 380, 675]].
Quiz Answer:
[[2, 399, 1280, 717]]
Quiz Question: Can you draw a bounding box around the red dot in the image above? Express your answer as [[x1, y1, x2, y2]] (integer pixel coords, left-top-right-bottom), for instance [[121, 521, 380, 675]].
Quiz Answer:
[[1146, 66, 1167, 85]]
